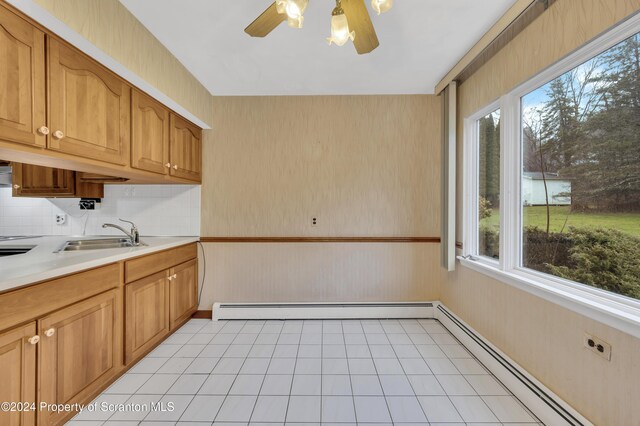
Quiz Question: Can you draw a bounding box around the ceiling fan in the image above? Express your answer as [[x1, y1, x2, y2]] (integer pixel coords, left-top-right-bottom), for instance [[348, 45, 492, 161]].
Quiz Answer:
[[244, 0, 393, 55]]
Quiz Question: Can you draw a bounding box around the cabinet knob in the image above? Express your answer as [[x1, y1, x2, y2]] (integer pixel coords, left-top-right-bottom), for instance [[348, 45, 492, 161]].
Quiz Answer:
[[173, 165, 178, 170], [28, 335, 40, 345], [13, 184, 20, 189], [52, 130, 64, 140], [165, 163, 171, 168], [37, 126, 50, 136], [168, 276, 173, 281], [173, 274, 177, 279], [44, 328, 56, 337]]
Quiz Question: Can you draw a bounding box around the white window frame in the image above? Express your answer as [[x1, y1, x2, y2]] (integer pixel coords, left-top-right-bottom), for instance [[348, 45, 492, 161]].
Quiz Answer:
[[462, 100, 501, 269], [461, 12, 640, 339]]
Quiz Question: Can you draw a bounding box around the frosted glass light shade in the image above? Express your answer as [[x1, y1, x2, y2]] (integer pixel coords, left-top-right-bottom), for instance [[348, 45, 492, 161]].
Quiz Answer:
[[371, 0, 393, 15], [276, 0, 308, 28], [326, 14, 355, 46]]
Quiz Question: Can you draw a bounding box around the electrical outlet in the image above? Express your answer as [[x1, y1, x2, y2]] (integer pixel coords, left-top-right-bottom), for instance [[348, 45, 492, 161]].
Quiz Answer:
[[55, 214, 66, 225], [312, 217, 317, 226], [584, 333, 611, 361]]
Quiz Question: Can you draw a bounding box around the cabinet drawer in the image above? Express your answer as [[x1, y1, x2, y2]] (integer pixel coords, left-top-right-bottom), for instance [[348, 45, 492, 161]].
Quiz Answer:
[[125, 243, 197, 283], [0, 263, 121, 331]]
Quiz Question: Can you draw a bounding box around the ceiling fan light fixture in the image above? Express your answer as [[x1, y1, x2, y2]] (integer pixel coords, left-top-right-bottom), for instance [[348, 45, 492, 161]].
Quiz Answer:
[[326, 2, 355, 47], [371, 0, 393, 15], [287, 15, 304, 28]]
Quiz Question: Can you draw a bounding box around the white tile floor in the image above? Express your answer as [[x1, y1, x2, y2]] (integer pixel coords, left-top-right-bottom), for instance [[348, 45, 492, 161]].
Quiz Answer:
[[68, 318, 542, 426]]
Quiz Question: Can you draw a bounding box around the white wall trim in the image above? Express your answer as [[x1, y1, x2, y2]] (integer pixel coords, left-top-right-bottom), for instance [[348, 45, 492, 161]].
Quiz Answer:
[[212, 302, 435, 320], [6, 0, 211, 129], [435, 303, 593, 426]]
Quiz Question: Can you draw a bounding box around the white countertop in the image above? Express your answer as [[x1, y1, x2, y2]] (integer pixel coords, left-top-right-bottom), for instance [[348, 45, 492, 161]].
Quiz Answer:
[[0, 235, 199, 294]]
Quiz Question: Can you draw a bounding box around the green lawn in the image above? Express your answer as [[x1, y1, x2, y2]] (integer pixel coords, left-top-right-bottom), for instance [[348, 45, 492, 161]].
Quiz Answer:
[[481, 206, 640, 237]]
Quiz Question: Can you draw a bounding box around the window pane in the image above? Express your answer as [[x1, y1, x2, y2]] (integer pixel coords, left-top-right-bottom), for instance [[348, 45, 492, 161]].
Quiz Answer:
[[521, 32, 640, 301], [478, 109, 500, 259]]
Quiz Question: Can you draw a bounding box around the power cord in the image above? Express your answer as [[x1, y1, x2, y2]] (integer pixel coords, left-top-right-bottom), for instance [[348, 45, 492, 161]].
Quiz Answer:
[[196, 241, 207, 306]]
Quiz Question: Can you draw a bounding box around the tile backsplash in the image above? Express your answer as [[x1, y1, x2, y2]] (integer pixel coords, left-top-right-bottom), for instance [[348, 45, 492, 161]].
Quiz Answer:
[[0, 185, 200, 236]]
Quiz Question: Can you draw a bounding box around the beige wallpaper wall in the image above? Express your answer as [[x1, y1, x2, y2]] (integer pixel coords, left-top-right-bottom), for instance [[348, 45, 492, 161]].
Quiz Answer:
[[202, 95, 441, 237], [199, 95, 442, 305], [446, 1, 640, 425], [30, 0, 212, 125], [198, 242, 441, 305]]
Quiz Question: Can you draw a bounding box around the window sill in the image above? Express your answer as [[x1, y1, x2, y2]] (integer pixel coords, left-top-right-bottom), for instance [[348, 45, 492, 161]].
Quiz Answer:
[[458, 257, 640, 339]]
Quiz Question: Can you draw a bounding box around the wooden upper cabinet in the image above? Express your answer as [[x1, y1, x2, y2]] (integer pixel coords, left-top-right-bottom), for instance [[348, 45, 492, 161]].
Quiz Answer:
[[38, 290, 118, 426], [169, 259, 198, 330], [47, 38, 130, 166], [0, 5, 46, 148], [12, 162, 75, 197], [131, 90, 170, 175], [0, 323, 37, 426], [170, 114, 201, 182]]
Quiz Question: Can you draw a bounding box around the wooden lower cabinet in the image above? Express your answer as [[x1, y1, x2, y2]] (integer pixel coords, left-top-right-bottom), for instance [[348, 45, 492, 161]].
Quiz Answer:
[[0, 323, 37, 426], [38, 290, 119, 426], [125, 271, 170, 364], [169, 259, 198, 330], [0, 243, 196, 425]]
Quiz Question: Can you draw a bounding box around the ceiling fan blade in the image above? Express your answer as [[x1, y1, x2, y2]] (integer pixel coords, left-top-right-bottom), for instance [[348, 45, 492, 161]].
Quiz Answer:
[[245, 2, 287, 37], [342, 0, 380, 54]]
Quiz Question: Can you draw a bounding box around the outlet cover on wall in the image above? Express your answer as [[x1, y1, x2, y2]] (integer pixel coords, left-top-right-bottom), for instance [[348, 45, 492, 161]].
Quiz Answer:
[[55, 214, 66, 225], [584, 333, 612, 361]]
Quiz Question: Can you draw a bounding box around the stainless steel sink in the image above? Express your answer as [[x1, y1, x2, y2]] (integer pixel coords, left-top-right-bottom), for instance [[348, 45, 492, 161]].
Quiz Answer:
[[55, 238, 145, 252], [0, 245, 35, 257]]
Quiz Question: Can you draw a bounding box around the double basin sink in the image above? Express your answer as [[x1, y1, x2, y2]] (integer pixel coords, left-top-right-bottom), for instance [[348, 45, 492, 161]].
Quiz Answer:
[[55, 237, 145, 252]]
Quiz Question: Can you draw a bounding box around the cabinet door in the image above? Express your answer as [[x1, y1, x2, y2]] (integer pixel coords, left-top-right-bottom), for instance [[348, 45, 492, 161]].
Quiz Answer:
[[169, 259, 198, 330], [125, 271, 169, 364], [0, 323, 37, 426], [48, 38, 130, 165], [0, 5, 46, 148], [169, 114, 201, 182], [131, 90, 170, 175], [39, 290, 118, 426], [12, 163, 75, 197]]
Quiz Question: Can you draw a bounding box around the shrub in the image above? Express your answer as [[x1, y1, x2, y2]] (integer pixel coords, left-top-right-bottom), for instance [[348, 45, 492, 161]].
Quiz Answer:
[[479, 223, 499, 259], [546, 228, 640, 299], [479, 196, 493, 220], [483, 225, 640, 300]]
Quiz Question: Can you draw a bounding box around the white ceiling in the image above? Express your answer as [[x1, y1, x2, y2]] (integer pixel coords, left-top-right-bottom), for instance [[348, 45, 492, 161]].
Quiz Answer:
[[120, 0, 517, 96]]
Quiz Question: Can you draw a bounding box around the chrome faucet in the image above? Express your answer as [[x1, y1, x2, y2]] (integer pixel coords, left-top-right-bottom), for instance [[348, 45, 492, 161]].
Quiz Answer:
[[102, 219, 141, 246]]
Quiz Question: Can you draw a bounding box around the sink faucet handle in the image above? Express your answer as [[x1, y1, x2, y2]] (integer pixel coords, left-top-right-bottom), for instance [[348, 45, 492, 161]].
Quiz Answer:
[[118, 218, 137, 230], [118, 218, 140, 244]]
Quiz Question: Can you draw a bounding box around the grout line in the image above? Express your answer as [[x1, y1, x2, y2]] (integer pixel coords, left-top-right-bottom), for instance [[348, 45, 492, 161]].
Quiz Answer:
[[361, 319, 394, 424], [415, 318, 468, 423], [380, 318, 429, 423], [342, 319, 359, 424], [430, 318, 543, 424], [162, 319, 231, 423], [207, 319, 262, 424], [135, 318, 217, 423]]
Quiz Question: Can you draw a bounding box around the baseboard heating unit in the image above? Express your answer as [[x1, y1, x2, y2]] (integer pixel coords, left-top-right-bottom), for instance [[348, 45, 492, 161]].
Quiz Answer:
[[435, 303, 592, 426], [212, 302, 435, 320]]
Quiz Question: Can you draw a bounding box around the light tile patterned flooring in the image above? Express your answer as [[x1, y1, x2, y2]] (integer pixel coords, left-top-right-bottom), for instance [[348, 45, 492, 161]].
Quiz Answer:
[[68, 318, 542, 425]]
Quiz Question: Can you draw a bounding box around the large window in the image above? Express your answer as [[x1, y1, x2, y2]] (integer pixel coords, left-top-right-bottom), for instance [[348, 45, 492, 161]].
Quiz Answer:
[[520, 32, 640, 301], [464, 17, 640, 331]]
